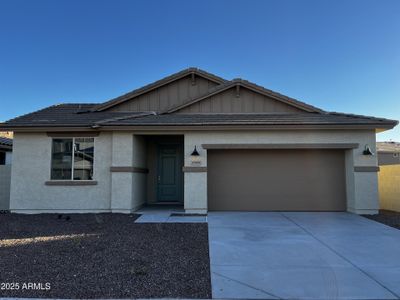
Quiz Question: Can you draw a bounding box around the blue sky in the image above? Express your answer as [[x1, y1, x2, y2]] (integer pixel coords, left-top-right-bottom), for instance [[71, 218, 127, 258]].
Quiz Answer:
[[0, 0, 399, 141]]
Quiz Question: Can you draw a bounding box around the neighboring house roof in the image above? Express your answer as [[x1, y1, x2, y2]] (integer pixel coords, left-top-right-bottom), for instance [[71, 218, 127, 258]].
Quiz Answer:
[[0, 68, 398, 131], [377, 142, 400, 153], [0, 137, 12, 151]]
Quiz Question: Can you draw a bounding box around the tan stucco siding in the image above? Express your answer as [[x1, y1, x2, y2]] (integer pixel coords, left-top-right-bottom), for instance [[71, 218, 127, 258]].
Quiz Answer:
[[9, 129, 379, 215], [10, 132, 113, 213], [0, 165, 11, 210], [108, 75, 218, 112], [379, 165, 400, 212], [183, 130, 379, 214], [176, 86, 304, 113], [110, 133, 147, 212]]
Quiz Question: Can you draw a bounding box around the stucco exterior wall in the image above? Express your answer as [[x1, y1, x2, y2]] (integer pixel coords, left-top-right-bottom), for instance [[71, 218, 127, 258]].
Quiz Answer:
[[0, 165, 11, 210], [378, 165, 400, 212], [10, 129, 379, 214], [131, 135, 147, 210], [183, 130, 379, 214], [10, 132, 112, 213], [5, 151, 12, 165], [110, 133, 147, 213]]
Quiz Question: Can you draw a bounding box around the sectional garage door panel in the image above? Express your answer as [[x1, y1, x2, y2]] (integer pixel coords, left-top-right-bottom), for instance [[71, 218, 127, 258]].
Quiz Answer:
[[207, 149, 346, 211]]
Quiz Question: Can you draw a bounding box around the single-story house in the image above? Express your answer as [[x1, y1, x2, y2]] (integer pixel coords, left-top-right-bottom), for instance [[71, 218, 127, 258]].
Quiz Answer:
[[377, 141, 400, 212], [0, 68, 398, 214]]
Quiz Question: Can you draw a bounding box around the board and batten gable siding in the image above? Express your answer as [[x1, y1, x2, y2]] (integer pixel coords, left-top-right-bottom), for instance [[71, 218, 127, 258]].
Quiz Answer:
[[175, 86, 305, 113], [108, 75, 219, 112]]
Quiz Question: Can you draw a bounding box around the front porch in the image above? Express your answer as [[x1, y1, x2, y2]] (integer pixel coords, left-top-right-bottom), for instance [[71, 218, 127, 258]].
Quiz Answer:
[[110, 133, 204, 213]]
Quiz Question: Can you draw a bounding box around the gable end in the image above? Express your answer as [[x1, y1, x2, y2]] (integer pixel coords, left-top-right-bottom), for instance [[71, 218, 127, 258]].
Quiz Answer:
[[167, 81, 324, 114], [94, 68, 226, 112]]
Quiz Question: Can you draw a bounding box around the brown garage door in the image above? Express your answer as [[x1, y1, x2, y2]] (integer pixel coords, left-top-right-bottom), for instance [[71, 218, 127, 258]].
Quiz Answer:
[[208, 149, 346, 211]]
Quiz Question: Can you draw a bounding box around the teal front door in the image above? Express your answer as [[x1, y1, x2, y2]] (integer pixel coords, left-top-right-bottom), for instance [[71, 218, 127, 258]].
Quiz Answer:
[[157, 144, 183, 203]]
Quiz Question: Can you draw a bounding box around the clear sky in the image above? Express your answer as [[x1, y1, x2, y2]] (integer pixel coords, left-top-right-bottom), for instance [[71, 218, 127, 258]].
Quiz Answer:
[[0, 0, 399, 141]]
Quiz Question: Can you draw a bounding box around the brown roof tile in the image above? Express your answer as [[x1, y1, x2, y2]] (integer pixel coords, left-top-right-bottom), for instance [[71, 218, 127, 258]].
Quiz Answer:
[[0, 103, 397, 129], [0, 69, 398, 131]]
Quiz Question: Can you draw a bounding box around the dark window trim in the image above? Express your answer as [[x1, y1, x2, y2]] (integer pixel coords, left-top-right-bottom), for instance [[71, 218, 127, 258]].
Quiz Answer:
[[50, 137, 95, 181]]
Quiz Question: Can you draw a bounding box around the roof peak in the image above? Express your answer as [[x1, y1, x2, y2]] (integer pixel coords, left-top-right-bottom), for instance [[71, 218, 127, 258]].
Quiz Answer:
[[92, 67, 228, 112], [166, 77, 325, 114]]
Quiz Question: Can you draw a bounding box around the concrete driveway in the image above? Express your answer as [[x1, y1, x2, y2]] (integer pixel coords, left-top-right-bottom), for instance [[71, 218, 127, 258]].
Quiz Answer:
[[208, 212, 400, 299]]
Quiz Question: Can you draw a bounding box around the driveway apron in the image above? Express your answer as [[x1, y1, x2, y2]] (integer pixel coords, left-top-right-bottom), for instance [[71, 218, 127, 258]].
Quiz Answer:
[[208, 212, 400, 299]]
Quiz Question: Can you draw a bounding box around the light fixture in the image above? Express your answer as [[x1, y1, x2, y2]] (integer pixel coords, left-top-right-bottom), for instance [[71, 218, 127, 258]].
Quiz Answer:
[[190, 146, 201, 164], [363, 145, 374, 155]]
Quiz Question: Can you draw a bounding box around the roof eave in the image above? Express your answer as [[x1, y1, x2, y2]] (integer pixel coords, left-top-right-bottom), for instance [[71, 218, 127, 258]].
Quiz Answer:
[[2, 123, 395, 132]]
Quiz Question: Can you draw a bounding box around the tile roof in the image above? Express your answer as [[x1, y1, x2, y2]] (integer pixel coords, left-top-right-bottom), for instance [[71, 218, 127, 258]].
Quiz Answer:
[[2, 104, 144, 127], [100, 112, 397, 127], [0, 103, 397, 129], [0, 68, 397, 131]]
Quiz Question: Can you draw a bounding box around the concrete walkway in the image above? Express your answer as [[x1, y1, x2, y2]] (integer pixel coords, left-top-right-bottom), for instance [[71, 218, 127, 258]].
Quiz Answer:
[[208, 212, 400, 299], [135, 207, 207, 223]]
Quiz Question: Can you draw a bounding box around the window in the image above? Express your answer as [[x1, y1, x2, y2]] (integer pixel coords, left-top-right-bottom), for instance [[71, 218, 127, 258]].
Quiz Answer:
[[0, 152, 5, 165], [51, 138, 94, 180]]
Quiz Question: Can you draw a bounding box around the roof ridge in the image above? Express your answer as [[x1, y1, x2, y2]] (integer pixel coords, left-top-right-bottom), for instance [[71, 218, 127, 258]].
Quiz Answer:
[[93, 111, 157, 126]]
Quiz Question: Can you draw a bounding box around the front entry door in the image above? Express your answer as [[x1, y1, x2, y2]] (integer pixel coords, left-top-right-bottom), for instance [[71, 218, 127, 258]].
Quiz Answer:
[[157, 144, 183, 203]]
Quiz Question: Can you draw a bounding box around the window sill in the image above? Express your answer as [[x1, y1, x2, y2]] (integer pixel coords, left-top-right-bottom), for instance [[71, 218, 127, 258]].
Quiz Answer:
[[45, 180, 98, 186]]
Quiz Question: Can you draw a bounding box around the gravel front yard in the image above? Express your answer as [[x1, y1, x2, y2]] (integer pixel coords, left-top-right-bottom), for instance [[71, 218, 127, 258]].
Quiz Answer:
[[0, 213, 211, 299], [363, 210, 400, 230]]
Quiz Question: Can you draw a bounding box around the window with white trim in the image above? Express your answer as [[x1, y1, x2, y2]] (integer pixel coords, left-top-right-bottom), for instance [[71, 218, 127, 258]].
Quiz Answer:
[[51, 138, 94, 180]]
